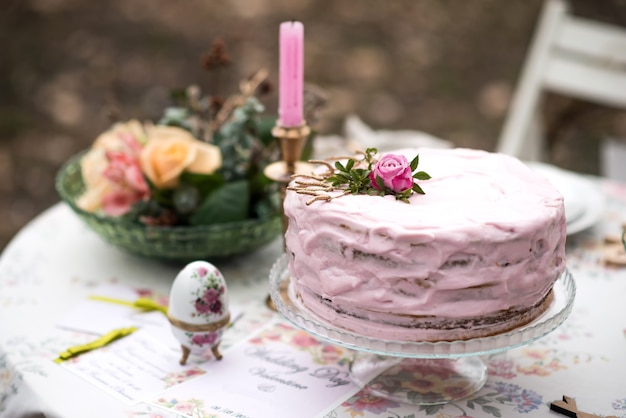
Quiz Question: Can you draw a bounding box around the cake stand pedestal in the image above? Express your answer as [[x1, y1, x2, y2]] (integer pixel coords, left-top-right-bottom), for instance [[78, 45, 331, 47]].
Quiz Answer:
[[269, 254, 576, 405]]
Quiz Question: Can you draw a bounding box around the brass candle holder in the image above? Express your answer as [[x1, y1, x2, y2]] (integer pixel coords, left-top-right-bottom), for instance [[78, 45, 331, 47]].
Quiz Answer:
[[263, 122, 314, 242]]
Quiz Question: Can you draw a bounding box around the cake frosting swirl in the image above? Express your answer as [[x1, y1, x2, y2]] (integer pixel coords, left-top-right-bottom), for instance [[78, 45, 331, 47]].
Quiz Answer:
[[283, 147, 566, 342]]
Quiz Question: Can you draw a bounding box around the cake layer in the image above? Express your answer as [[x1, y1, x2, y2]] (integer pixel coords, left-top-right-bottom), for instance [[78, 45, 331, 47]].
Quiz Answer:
[[284, 148, 567, 342], [293, 283, 555, 341]]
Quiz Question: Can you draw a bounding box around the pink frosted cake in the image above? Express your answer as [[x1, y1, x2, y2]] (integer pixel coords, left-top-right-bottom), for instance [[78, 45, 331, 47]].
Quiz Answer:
[[283, 147, 566, 342]]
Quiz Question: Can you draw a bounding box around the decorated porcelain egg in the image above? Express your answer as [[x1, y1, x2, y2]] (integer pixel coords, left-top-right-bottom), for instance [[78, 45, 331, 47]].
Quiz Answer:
[[167, 260, 230, 365]]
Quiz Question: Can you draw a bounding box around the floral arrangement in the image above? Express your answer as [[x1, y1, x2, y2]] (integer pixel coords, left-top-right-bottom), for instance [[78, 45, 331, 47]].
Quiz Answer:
[[77, 120, 223, 221], [74, 39, 325, 227], [289, 148, 431, 205]]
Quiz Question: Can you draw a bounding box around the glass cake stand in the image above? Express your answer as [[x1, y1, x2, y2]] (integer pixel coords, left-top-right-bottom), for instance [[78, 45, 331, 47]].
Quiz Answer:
[[268, 254, 576, 405]]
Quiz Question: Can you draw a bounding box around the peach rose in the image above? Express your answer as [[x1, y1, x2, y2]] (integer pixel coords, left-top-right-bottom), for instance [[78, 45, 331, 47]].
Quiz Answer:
[[139, 125, 222, 189]]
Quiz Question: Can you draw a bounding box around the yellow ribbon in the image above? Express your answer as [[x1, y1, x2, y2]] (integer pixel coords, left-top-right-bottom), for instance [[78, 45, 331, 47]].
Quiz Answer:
[[88, 295, 168, 315], [54, 326, 138, 363]]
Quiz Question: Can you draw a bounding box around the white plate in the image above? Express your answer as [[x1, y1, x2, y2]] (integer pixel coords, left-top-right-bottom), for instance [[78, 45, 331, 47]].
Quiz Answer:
[[527, 162, 605, 235]]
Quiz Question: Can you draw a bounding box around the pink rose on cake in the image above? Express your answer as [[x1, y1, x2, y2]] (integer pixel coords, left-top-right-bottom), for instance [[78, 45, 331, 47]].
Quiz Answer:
[[369, 154, 415, 192], [302, 148, 431, 204]]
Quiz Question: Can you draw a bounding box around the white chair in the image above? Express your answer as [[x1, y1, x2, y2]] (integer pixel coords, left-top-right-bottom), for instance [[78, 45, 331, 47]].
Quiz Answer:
[[496, 0, 626, 163]]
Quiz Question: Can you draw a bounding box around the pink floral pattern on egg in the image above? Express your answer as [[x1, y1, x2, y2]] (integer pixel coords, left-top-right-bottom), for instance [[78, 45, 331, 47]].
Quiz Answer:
[[189, 331, 220, 347], [189, 265, 226, 319]]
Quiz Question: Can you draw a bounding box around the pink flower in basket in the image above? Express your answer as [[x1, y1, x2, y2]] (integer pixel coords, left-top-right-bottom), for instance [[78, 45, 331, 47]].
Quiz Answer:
[[77, 120, 222, 217]]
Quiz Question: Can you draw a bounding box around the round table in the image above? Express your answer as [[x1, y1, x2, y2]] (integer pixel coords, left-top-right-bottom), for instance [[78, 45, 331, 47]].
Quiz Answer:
[[1, 176, 626, 417]]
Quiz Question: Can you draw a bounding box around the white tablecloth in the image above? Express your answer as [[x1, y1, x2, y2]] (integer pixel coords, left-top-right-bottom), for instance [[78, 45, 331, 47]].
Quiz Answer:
[[1, 178, 626, 417]]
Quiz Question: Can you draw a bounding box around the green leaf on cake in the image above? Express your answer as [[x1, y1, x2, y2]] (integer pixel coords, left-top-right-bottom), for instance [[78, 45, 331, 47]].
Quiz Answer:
[[413, 171, 431, 180], [410, 154, 419, 172], [189, 180, 250, 225], [328, 172, 350, 186], [375, 175, 385, 190], [412, 183, 425, 194]]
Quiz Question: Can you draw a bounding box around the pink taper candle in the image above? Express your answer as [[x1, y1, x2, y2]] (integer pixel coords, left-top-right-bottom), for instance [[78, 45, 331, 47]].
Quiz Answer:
[[279, 21, 304, 127]]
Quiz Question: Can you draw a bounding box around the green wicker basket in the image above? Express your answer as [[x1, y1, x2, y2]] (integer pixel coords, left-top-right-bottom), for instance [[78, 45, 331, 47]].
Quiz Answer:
[[55, 153, 283, 262]]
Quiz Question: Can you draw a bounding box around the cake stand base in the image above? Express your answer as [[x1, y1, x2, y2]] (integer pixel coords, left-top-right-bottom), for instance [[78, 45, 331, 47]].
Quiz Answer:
[[270, 254, 576, 406], [349, 354, 487, 405]]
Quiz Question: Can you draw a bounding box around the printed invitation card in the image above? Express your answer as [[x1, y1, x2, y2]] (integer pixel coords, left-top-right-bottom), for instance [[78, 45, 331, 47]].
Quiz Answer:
[[57, 288, 375, 416], [58, 329, 208, 403], [148, 320, 372, 418]]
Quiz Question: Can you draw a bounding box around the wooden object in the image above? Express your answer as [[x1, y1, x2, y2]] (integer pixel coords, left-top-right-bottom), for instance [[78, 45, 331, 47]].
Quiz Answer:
[[496, 0, 626, 162], [550, 395, 617, 418], [602, 224, 626, 266]]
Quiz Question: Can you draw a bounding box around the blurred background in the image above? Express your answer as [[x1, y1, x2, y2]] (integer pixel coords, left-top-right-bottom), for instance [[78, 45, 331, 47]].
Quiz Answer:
[[2, 0, 626, 251]]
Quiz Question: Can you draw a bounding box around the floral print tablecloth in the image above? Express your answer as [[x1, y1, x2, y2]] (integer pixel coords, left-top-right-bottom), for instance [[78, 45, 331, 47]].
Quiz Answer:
[[1, 178, 626, 418]]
